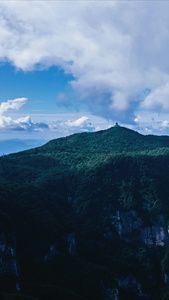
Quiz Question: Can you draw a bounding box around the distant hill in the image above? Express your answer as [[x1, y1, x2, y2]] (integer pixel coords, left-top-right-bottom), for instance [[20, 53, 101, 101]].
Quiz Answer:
[[1, 127, 169, 299], [0, 138, 48, 156]]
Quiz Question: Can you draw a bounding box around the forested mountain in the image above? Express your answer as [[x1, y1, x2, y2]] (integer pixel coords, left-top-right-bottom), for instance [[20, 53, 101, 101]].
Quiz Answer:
[[1, 126, 169, 299]]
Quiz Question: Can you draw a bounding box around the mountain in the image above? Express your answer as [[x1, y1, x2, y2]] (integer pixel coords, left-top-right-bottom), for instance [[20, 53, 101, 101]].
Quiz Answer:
[[1, 126, 169, 299], [0, 139, 48, 156]]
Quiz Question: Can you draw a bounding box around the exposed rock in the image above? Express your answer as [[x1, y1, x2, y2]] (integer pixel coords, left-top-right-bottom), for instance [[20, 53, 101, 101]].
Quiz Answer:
[[101, 281, 119, 300], [111, 210, 143, 238], [16, 282, 21, 292], [110, 209, 169, 247], [67, 233, 76, 256], [103, 288, 119, 300], [0, 232, 19, 275], [116, 274, 149, 297], [140, 191, 151, 211], [164, 273, 168, 284], [120, 210, 143, 235], [141, 225, 168, 247], [44, 245, 59, 262], [111, 210, 122, 236]]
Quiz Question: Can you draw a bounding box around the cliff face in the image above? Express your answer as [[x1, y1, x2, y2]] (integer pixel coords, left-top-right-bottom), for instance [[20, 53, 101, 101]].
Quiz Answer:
[[109, 209, 169, 246], [0, 232, 21, 295], [102, 207, 169, 299], [0, 233, 18, 275], [1, 127, 169, 299]]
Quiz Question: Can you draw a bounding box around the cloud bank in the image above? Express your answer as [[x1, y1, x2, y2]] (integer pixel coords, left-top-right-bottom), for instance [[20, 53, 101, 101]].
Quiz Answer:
[[49, 116, 96, 137], [0, 98, 95, 136], [0, 1, 169, 123], [0, 98, 49, 132]]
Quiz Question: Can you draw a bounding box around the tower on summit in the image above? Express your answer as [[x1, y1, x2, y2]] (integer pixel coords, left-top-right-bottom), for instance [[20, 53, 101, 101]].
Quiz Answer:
[[114, 122, 120, 127]]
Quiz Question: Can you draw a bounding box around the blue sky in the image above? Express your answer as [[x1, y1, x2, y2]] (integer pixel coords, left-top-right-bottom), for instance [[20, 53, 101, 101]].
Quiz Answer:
[[0, 63, 76, 114], [1, 1, 169, 140]]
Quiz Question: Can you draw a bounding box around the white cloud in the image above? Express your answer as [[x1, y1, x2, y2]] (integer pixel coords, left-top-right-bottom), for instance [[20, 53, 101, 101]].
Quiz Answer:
[[50, 116, 95, 135], [0, 98, 27, 114], [0, 97, 98, 136], [0, 2, 169, 122], [0, 98, 49, 132], [65, 116, 89, 128], [0, 114, 49, 132], [162, 120, 169, 128], [134, 116, 141, 123], [142, 82, 169, 110]]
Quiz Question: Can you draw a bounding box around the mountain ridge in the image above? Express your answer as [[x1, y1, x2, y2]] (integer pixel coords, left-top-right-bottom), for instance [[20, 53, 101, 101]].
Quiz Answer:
[[1, 127, 169, 299], [40, 126, 169, 154]]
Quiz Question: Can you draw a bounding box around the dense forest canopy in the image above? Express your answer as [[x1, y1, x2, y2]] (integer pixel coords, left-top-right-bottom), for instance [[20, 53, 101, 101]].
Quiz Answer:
[[1, 127, 169, 299]]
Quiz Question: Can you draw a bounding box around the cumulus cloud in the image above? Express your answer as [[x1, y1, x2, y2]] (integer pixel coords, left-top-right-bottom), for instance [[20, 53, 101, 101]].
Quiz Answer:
[[1, 2, 169, 122], [0, 98, 49, 132], [131, 112, 169, 136], [0, 97, 97, 137], [0, 98, 27, 114], [0, 97, 97, 136], [65, 116, 90, 128], [50, 116, 95, 135], [142, 82, 169, 110]]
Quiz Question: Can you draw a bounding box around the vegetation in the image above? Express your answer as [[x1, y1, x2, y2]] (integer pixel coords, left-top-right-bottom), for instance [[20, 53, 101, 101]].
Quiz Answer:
[[0, 126, 169, 299]]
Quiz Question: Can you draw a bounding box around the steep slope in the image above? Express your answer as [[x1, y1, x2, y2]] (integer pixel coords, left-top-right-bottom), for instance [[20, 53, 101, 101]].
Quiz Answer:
[[0, 127, 169, 299]]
